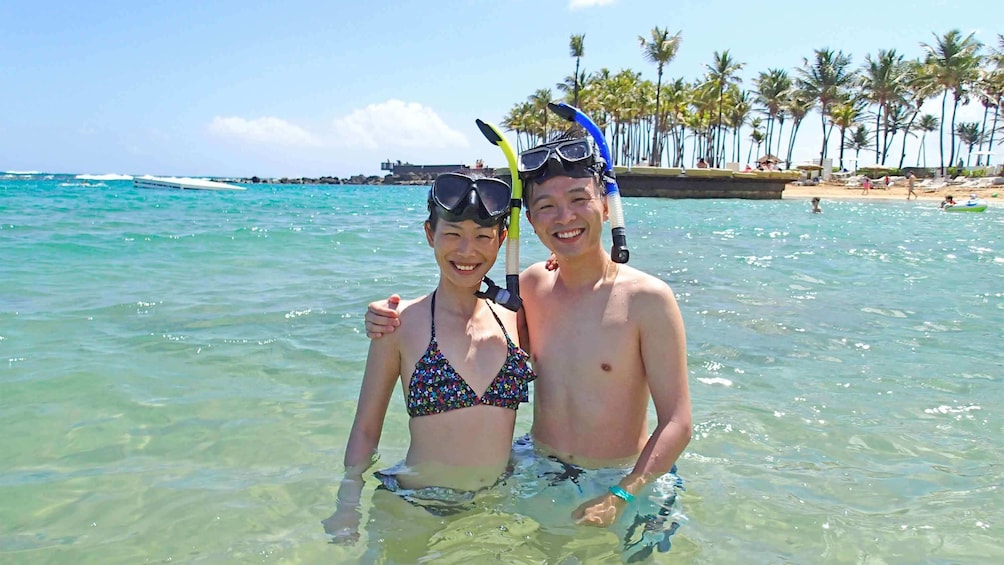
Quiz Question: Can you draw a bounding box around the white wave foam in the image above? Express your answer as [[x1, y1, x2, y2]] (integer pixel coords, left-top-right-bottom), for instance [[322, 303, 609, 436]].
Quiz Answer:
[[76, 173, 134, 181], [3, 170, 41, 175], [698, 377, 733, 387]]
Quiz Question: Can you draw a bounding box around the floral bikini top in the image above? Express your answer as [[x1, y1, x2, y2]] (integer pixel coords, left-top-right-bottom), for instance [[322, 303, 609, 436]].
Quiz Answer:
[[406, 292, 536, 418]]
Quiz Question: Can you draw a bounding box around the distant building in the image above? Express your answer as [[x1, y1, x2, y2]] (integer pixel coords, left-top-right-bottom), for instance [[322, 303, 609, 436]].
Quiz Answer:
[[380, 160, 468, 177]]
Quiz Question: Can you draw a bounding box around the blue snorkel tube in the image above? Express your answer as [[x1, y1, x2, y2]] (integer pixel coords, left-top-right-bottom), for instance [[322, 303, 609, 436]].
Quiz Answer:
[[547, 102, 629, 264], [473, 118, 522, 312]]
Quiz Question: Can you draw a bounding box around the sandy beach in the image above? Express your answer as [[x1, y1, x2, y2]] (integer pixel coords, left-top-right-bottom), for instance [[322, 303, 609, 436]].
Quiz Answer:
[[783, 180, 1003, 204]]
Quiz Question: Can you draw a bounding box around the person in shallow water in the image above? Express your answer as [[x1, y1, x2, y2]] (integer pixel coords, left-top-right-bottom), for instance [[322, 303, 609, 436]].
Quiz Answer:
[[324, 172, 536, 544], [365, 136, 692, 557]]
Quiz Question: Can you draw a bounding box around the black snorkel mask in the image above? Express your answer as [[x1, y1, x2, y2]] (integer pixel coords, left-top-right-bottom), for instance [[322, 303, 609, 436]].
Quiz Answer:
[[428, 172, 520, 310], [427, 173, 511, 227]]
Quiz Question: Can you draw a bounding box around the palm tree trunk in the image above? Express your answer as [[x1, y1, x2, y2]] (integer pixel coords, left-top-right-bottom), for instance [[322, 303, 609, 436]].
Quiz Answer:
[[650, 67, 664, 165], [764, 115, 773, 157], [976, 105, 989, 166], [898, 109, 919, 170], [573, 58, 581, 107], [787, 122, 802, 167], [775, 117, 785, 161], [819, 111, 828, 166], [881, 108, 892, 165], [874, 108, 882, 163], [949, 94, 961, 171], [838, 126, 846, 170], [938, 89, 948, 175], [987, 105, 1000, 166]]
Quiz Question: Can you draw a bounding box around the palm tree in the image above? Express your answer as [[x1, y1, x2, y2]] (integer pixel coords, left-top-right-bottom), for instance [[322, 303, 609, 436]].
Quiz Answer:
[[955, 122, 983, 167], [987, 35, 1004, 165], [569, 34, 585, 107], [726, 88, 752, 163], [639, 28, 683, 166], [784, 91, 814, 166], [747, 120, 765, 164], [662, 78, 691, 165], [502, 101, 536, 151], [882, 102, 910, 165], [921, 30, 984, 174], [896, 59, 940, 169], [705, 50, 745, 166], [974, 67, 1004, 165], [860, 49, 906, 164], [915, 113, 939, 167], [527, 88, 553, 143], [754, 68, 792, 159], [829, 98, 866, 170], [844, 125, 872, 169], [798, 48, 856, 165], [983, 70, 1004, 166]]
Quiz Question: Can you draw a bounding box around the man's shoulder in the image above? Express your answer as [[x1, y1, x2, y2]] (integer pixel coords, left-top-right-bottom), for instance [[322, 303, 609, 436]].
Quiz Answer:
[[616, 266, 679, 313], [520, 261, 552, 283], [618, 264, 672, 293]]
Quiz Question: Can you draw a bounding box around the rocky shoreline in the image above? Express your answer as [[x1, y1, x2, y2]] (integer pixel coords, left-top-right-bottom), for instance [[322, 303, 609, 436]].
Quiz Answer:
[[229, 171, 447, 186]]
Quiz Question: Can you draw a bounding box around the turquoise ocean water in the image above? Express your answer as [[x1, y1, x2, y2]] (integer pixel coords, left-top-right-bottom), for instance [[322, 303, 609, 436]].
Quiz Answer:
[[1, 174, 1002, 564]]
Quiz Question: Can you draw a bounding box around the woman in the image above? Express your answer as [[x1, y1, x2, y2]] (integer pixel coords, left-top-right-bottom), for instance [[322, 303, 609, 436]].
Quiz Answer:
[[325, 172, 536, 543]]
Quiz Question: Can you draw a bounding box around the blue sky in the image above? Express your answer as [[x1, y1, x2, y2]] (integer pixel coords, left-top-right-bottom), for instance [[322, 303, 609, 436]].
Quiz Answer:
[[1, 0, 999, 177]]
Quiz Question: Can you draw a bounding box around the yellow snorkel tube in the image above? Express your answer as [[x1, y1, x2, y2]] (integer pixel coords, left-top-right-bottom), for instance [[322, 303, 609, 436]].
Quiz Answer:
[[474, 119, 522, 312]]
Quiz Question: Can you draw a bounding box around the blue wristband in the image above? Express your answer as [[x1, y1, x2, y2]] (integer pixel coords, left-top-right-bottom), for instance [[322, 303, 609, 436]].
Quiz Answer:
[[608, 485, 635, 503]]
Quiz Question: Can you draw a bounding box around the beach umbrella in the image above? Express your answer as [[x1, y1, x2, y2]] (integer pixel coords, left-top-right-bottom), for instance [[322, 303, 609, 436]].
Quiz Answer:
[[757, 154, 781, 164]]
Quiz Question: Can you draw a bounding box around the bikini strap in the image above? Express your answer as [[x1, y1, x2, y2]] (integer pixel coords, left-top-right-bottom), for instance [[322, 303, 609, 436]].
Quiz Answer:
[[483, 300, 514, 347], [429, 290, 437, 340]]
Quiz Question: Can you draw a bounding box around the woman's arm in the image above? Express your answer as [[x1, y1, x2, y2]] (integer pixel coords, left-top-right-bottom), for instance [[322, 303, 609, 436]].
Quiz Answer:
[[325, 333, 402, 543]]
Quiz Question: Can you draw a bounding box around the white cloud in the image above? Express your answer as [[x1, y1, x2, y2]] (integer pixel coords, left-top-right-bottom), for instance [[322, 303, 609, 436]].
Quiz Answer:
[[569, 0, 615, 9], [330, 99, 468, 150], [207, 116, 320, 146]]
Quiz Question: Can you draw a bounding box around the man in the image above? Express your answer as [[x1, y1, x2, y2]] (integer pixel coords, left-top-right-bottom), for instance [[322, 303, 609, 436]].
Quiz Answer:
[[907, 171, 918, 200], [365, 137, 691, 531]]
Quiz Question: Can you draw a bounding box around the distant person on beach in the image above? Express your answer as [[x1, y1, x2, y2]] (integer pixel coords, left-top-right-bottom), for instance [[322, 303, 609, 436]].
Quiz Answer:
[[365, 137, 691, 556], [325, 172, 536, 547], [811, 197, 822, 213], [861, 177, 871, 195], [696, 157, 709, 169]]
